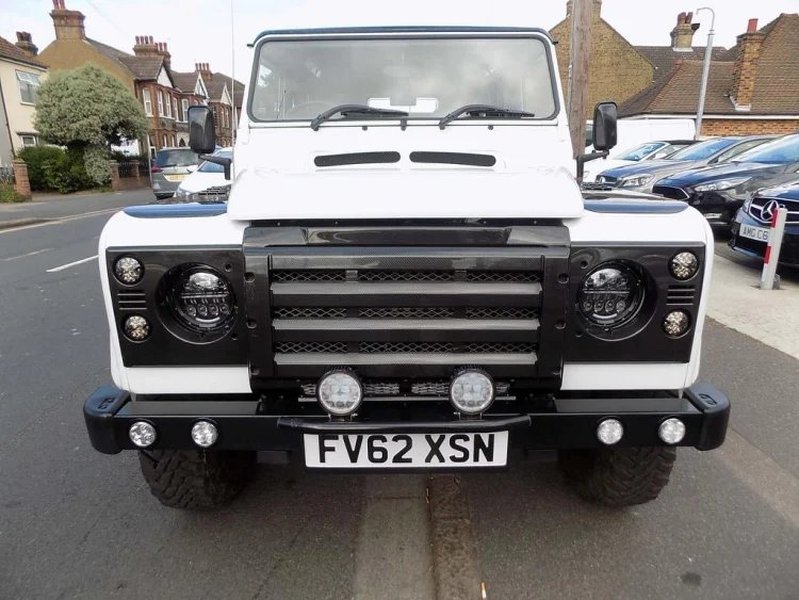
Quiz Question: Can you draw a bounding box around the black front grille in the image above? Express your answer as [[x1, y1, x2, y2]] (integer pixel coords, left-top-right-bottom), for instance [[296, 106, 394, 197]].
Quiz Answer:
[[666, 285, 696, 306], [653, 185, 690, 200], [300, 380, 512, 398], [748, 197, 799, 225], [116, 291, 147, 310], [266, 253, 545, 378]]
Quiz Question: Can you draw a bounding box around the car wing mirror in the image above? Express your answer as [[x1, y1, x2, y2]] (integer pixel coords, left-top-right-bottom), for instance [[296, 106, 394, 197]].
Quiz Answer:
[[188, 106, 216, 155]]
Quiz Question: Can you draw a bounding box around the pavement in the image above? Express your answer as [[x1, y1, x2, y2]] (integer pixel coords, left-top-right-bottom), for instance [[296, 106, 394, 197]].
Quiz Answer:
[[0, 193, 797, 600]]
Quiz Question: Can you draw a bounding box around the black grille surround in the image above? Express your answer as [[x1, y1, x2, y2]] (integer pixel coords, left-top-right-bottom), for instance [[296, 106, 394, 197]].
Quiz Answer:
[[243, 224, 571, 387]]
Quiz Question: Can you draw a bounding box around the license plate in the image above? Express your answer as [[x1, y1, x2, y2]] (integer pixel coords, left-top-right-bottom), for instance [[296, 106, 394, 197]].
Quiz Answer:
[[740, 224, 770, 242], [303, 431, 509, 469], [164, 174, 187, 182]]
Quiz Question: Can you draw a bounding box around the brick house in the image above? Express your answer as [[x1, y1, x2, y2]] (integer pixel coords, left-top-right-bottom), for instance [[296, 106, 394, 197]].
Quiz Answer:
[[620, 14, 799, 136], [0, 34, 47, 165], [193, 62, 243, 148]]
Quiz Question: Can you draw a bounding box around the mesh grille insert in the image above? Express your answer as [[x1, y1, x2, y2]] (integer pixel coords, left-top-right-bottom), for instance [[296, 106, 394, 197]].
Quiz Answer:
[[465, 307, 536, 319], [360, 341, 453, 354], [466, 271, 540, 283], [275, 341, 348, 354], [271, 270, 346, 282], [274, 307, 347, 319], [358, 270, 454, 282], [464, 342, 535, 354], [359, 307, 455, 319]]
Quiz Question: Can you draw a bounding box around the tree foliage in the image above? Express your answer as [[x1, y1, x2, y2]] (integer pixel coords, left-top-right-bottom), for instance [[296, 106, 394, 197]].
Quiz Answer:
[[34, 64, 147, 148]]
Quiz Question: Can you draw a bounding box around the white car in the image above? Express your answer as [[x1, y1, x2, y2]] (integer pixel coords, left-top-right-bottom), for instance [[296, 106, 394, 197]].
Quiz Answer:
[[173, 148, 232, 203]]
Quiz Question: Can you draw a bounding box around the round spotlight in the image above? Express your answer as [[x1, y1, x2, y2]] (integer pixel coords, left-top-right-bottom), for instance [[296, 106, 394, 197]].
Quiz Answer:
[[450, 369, 495, 415], [662, 311, 691, 337], [318, 371, 363, 416], [596, 418, 624, 445], [658, 418, 686, 445], [191, 420, 219, 448], [114, 256, 144, 285], [670, 252, 699, 281], [124, 314, 151, 341], [129, 421, 156, 448]]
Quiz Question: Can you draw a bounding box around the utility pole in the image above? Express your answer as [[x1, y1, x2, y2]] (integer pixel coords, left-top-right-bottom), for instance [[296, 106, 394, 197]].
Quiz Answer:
[[695, 7, 715, 139], [568, 0, 592, 159]]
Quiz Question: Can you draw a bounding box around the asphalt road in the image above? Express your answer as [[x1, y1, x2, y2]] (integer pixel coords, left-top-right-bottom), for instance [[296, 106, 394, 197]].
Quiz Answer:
[[0, 195, 797, 599]]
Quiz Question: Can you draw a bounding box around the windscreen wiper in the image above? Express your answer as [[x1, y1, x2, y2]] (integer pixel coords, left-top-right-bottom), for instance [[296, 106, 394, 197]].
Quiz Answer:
[[310, 104, 409, 131], [438, 104, 536, 129]]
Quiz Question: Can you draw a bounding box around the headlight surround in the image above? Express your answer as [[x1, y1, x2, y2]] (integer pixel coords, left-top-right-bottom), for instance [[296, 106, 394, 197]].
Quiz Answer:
[[617, 174, 654, 188], [693, 177, 751, 193], [163, 264, 236, 337], [577, 262, 645, 329]]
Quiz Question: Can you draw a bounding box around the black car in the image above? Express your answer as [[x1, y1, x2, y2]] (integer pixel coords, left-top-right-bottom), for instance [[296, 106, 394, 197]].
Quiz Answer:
[[730, 182, 799, 267], [652, 134, 799, 227]]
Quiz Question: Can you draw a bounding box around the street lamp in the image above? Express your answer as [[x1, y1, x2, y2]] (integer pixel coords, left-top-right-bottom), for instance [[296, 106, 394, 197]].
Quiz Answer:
[[695, 6, 716, 139]]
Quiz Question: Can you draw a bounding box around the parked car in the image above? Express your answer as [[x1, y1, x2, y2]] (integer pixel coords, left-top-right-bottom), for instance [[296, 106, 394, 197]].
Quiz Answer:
[[729, 181, 799, 267], [595, 135, 775, 192], [173, 148, 233, 203], [652, 134, 799, 227], [583, 139, 695, 182], [150, 147, 201, 199]]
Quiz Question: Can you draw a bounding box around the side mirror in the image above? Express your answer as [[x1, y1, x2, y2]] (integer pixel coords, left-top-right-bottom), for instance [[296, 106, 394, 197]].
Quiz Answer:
[[188, 105, 216, 154], [592, 102, 618, 152]]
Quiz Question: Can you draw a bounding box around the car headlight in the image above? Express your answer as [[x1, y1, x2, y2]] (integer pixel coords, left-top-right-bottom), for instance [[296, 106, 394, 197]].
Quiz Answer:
[[618, 174, 654, 188], [693, 177, 751, 192], [175, 187, 191, 199], [578, 262, 644, 328], [164, 265, 236, 334]]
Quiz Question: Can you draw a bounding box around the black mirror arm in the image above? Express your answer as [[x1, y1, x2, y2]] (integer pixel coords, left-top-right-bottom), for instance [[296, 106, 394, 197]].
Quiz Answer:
[[201, 155, 232, 180], [576, 150, 609, 182]]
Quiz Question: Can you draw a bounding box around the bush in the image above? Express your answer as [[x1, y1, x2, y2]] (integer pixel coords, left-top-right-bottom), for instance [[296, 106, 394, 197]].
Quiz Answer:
[[18, 145, 93, 193], [17, 146, 64, 191], [84, 146, 112, 186], [0, 183, 24, 203]]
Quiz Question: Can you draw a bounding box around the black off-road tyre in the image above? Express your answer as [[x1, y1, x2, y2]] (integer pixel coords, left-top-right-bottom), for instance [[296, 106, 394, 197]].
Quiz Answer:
[[558, 446, 677, 507], [139, 449, 256, 509]]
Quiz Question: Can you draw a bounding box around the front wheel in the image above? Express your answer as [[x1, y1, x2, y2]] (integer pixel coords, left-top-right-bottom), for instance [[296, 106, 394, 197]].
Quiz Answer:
[[558, 446, 677, 507], [139, 449, 256, 510]]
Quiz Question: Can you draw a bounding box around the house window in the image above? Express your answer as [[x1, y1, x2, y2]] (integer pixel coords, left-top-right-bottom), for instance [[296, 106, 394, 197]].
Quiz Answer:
[[181, 99, 189, 121], [172, 97, 178, 121], [142, 89, 152, 115], [20, 134, 37, 147], [164, 93, 172, 118], [157, 90, 164, 116], [16, 71, 41, 104]]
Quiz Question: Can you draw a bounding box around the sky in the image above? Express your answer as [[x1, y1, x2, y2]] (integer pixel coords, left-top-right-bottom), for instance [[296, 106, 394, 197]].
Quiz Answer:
[[2, 0, 798, 82]]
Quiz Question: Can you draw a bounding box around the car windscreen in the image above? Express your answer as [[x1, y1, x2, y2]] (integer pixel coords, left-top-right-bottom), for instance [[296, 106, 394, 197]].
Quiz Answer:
[[616, 142, 666, 161], [250, 36, 557, 121], [155, 149, 199, 167], [667, 138, 739, 161], [197, 150, 233, 173], [733, 135, 799, 164]]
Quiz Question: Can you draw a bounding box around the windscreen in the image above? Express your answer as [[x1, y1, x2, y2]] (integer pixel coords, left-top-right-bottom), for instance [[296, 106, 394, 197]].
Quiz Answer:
[[250, 36, 557, 121], [733, 135, 799, 164], [668, 138, 739, 161], [155, 149, 199, 167], [198, 149, 233, 173], [616, 142, 666, 161]]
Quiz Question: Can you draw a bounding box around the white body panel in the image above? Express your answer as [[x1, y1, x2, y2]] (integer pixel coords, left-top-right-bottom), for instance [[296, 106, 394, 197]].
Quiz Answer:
[[177, 170, 228, 194]]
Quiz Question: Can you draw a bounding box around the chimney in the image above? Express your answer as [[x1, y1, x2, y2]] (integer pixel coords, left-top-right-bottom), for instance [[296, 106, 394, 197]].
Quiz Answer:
[[15, 32, 38, 56], [50, 0, 86, 41], [670, 11, 700, 51], [731, 18, 765, 111], [133, 35, 160, 57], [196, 62, 212, 81]]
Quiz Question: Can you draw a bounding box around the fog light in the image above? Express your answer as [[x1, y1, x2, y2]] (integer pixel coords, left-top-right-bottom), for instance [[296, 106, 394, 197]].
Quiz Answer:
[[658, 418, 686, 444], [670, 252, 699, 280], [191, 420, 218, 447], [318, 371, 363, 416], [114, 256, 143, 284], [129, 421, 156, 448], [596, 418, 623, 445], [450, 369, 495, 415], [123, 314, 151, 341], [663, 311, 691, 337]]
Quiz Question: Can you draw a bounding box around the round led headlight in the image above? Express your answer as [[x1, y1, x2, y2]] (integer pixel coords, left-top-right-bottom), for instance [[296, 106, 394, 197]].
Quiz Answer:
[[114, 256, 143, 285], [663, 310, 691, 337], [450, 369, 495, 415], [129, 421, 156, 448], [165, 265, 235, 333], [670, 251, 699, 280], [578, 263, 644, 328], [318, 371, 363, 416], [124, 314, 150, 341]]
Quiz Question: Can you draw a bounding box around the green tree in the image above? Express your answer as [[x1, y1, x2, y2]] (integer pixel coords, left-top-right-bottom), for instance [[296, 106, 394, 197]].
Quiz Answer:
[[33, 64, 147, 149]]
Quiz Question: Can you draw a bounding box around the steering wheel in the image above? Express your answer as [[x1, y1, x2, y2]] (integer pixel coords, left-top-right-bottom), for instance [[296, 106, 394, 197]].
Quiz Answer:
[[285, 101, 336, 118]]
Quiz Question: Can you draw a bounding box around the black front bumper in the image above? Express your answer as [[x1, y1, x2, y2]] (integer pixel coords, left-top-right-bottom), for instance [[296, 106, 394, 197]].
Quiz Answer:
[[84, 383, 730, 456]]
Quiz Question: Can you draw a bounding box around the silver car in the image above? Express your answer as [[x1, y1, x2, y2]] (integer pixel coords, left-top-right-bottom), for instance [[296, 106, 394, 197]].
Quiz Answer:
[[150, 147, 200, 200]]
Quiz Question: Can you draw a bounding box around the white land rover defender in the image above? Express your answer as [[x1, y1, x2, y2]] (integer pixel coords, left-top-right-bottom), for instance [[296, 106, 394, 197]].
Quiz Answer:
[[84, 26, 730, 510]]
